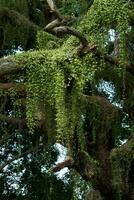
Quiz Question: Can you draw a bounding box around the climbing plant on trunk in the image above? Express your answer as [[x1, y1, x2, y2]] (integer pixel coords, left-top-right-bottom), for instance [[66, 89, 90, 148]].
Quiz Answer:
[[0, 0, 134, 199]]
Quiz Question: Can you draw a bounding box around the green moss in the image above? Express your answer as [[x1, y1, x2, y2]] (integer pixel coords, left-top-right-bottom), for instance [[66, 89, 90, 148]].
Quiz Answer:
[[75, 150, 98, 181], [110, 135, 134, 197], [0, 7, 38, 49], [13, 48, 87, 139], [13, 0, 131, 146], [36, 31, 64, 50]]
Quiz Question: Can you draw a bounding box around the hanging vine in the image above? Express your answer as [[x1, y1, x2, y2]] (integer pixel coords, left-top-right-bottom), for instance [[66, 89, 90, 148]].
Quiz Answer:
[[11, 0, 131, 151]]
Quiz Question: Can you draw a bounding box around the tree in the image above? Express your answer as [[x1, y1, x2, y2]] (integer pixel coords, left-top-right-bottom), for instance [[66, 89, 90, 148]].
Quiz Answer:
[[0, 0, 134, 199]]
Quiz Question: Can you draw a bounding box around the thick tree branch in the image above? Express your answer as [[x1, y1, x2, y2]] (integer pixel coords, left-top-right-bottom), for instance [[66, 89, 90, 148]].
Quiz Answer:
[[45, 0, 134, 77], [89, 47, 133, 74], [75, 151, 98, 181], [0, 57, 23, 77], [0, 83, 19, 90], [0, 114, 27, 128], [0, 51, 133, 80], [83, 95, 120, 113], [45, 0, 134, 76], [111, 135, 134, 160], [0, 113, 46, 129], [45, 0, 88, 50], [0, 7, 39, 31], [47, 0, 56, 11], [0, 95, 7, 112], [50, 157, 74, 172], [47, 0, 63, 20], [0, 83, 26, 97]]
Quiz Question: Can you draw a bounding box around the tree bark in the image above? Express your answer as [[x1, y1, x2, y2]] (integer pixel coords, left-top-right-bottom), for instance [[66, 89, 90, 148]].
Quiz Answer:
[[0, 57, 23, 77]]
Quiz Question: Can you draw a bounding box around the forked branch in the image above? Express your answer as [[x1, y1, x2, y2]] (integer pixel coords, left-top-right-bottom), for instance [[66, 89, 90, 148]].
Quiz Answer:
[[47, 0, 63, 20], [45, 0, 89, 51]]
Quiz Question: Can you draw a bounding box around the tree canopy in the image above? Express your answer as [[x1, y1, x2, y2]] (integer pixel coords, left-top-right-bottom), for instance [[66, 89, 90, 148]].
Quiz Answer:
[[0, 0, 134, 199]]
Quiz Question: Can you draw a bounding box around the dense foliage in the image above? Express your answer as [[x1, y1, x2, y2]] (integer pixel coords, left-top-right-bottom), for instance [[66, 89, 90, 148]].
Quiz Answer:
[[0, 0, 134, 199]]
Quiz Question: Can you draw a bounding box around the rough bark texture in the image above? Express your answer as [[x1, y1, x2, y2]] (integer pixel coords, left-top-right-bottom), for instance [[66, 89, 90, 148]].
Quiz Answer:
[[0, 1, 134, 199], [0, 57, 23, 76]]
